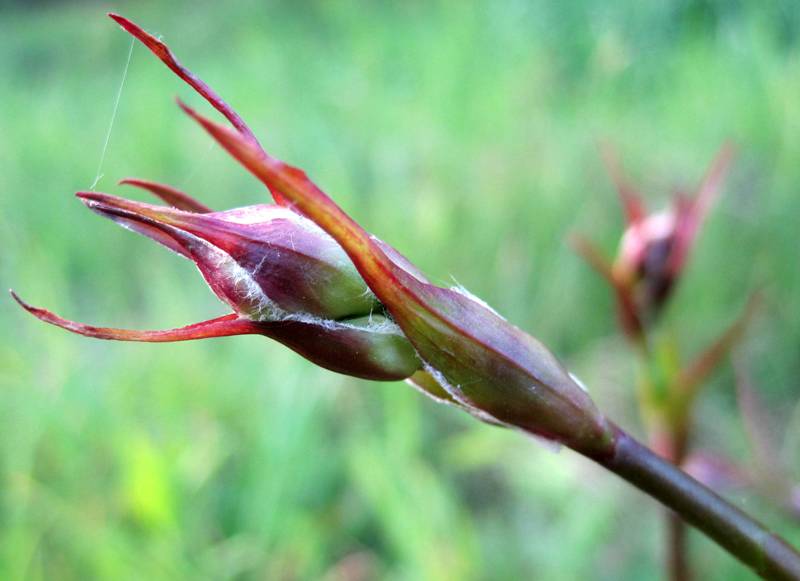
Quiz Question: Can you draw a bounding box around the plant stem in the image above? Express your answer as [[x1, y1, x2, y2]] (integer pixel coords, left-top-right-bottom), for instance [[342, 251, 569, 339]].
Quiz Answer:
[[586, 423, 800, 580], [667, 510, 690, 581], [654, 422, 691, 581]]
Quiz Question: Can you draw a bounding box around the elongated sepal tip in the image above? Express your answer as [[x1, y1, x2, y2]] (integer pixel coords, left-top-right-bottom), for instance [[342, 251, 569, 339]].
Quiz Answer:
[[118, 177, 213, 213], [11, 289, 40, 317], [13, 287, 116, 337]]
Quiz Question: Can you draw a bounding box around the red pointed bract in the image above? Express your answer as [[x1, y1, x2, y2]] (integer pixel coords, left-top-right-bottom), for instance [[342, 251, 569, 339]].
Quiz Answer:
[[12, 290, 417, 381], [667, 143, 735, 279], [599, 140, 646, 225], [108, 13, 289, 206], [570, 234, 644, 342], [176, 100, 403, 298], [12, 291, 258, 341]]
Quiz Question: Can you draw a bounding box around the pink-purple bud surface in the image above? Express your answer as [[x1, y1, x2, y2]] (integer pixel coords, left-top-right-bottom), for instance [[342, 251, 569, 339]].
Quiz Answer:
[[13, 13, 615, 454]]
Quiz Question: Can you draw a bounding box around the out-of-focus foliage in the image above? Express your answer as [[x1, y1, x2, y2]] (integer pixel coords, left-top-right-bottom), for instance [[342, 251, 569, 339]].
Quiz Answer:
[[1, 1, 798, 579]]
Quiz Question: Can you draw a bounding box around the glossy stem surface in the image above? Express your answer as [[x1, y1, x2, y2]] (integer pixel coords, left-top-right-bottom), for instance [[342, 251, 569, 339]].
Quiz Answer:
[[588, 424, 800, 580]]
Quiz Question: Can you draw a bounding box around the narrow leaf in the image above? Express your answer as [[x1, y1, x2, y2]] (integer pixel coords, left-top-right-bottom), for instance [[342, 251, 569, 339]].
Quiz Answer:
[[675, 293, 758, 402], [119, 178, 212, 213]]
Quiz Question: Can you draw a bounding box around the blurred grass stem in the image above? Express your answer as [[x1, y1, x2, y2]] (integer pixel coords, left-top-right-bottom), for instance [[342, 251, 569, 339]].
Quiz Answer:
[[668, 511, 690, 581]]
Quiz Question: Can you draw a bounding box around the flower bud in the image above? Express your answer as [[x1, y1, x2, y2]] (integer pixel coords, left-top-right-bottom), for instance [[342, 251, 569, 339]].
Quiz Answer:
[[606, 143, 734, 323], [13, 15, 430, 383], [77, 192, 381, 322], [572, 144, 733, 343], [14, 189, 422, 381], [18, 14, 611, 450], [182, 101, 615, 454]]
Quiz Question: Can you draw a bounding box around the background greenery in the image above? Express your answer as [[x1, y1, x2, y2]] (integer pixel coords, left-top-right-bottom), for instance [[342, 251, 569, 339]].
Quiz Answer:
[[2, 1, 799, 579]]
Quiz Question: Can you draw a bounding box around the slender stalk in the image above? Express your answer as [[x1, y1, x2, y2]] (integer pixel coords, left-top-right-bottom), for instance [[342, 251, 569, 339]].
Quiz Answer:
[[586, 424, 800, 580], [647, 423, 692, 579], [660, 421, 691, 581], [667, 510, 690, 581]]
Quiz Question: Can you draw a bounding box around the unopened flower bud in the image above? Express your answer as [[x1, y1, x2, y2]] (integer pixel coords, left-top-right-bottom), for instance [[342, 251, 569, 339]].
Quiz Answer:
[[606, 143, 734, 322], [77, 192, 380, 322], [14, 189, 422, 381], [572, 144, 734, 343], [184, 100, 615, 454], [17, 14, 610, 450], [13, 15, 430, 383]]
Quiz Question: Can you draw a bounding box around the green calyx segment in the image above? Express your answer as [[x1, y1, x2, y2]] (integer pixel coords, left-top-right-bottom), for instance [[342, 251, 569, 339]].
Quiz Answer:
[[406, 369, 456, 403], [331, 314, 422, 380], [304, 244, 383, 320]]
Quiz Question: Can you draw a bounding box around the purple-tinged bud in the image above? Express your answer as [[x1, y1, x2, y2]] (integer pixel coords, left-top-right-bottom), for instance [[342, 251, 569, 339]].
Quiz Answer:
[[572, 144, 734, 343], [605, 143, 734, 323], [13, 14, 429, 383], [14, 189, 422, 382], [17, 14, 608, 448], [76, 192, 381, 322], [181, 101, 614, 454]]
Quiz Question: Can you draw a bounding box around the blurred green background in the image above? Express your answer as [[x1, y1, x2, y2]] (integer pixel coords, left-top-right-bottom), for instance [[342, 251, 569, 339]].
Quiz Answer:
[[2, 1, 799, 579]]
